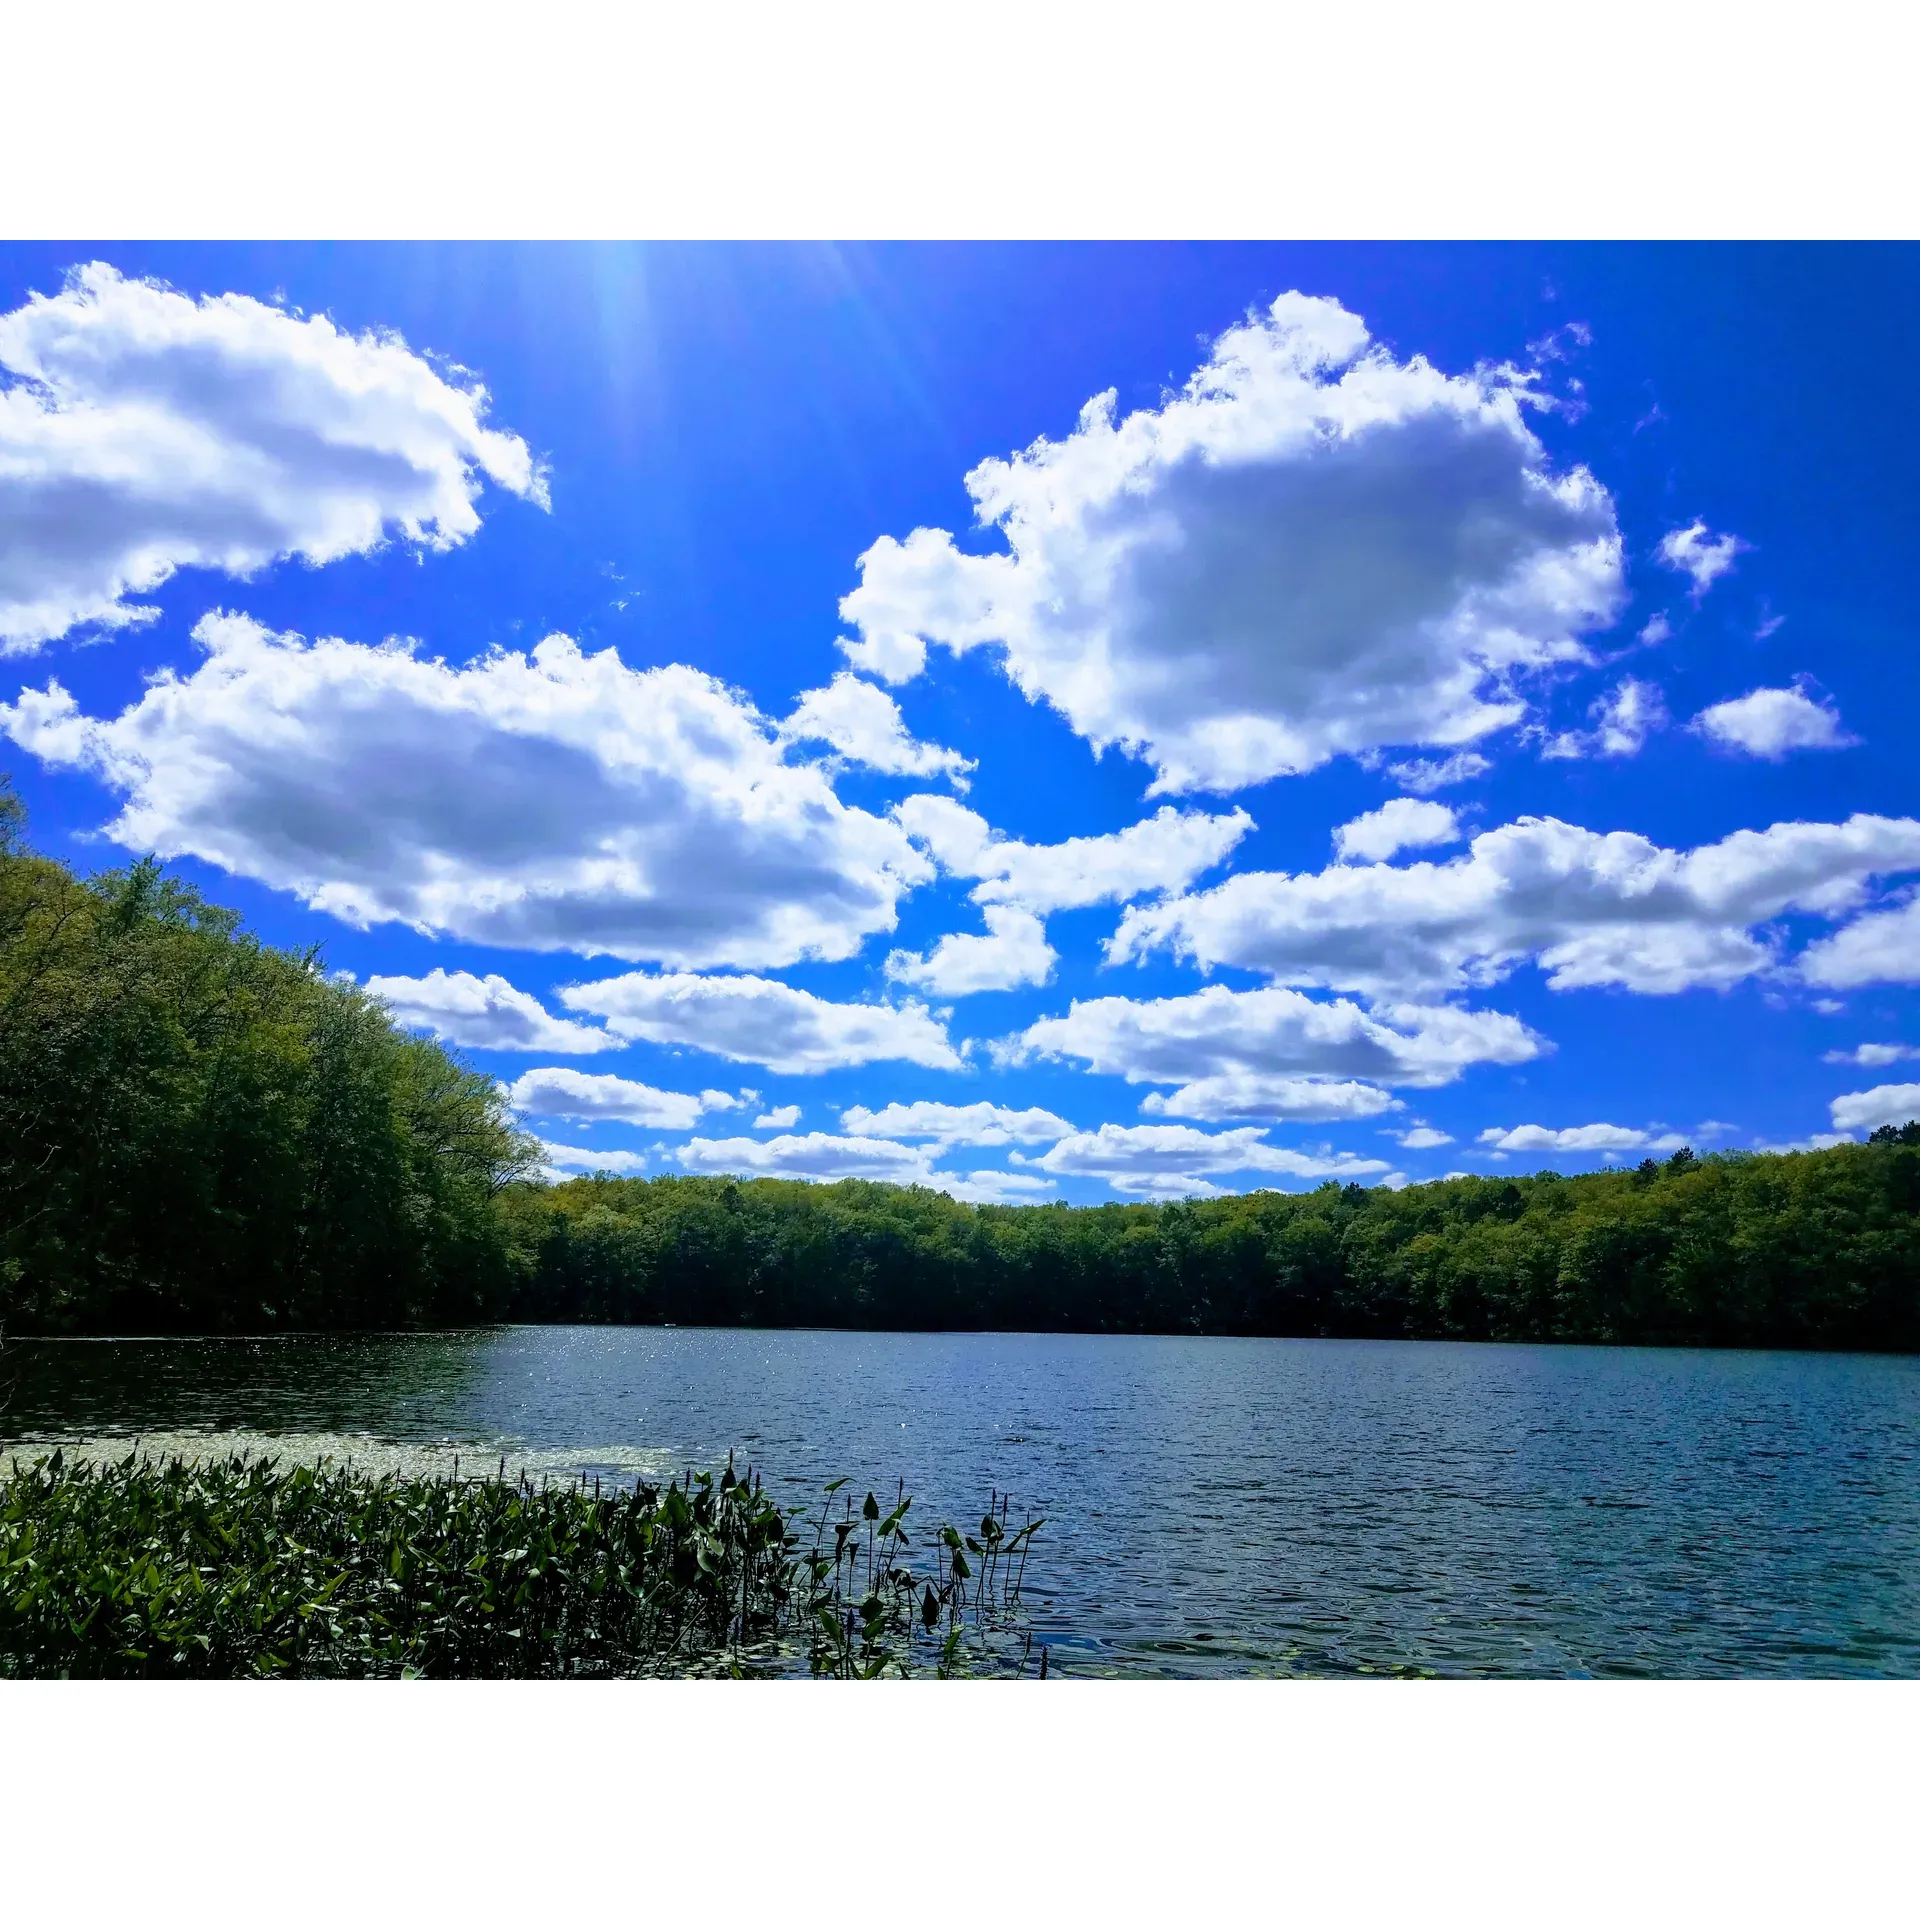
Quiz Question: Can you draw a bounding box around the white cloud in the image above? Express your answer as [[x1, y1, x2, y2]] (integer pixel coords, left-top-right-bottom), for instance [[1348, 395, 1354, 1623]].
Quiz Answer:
[[0, 264, 543, 652], [364, 968, 620, 1054], [1477, 1123, 1688, 1155], [777, 673, 973, 787], [1334, 798, 1460, 865], [1750, 1133, 1857, 1156], [674, 1130, 1055, 1204], [1692, 685, 1853, 760], [1383, 751, 1490, 794], [885, 905, 1056, 997], [1638, 613, 1672, 646], [0, 615, 932, 969], [840, 1101, 1075, 1147], [1030, 1122, 1393, 1198], [1139, 1076, 1401, 1123], [1542, 677, 1666, 761], [1657, 520, 1745, 600], [1823, 1043, 1920, 1068], [928, 1169, 1060, 1204], [1829, 1084, 1920, 1133], [508, 1067, 744, 1129], [678, 1130, 928, 1182], [557, 972, 962, 1074], [883, 797, 1249, 997], [893, 794, 1252, 915], [1801, 897, 1920, 989], [753, 1105, 802, 1129], [838, 292, 1622, 795], [1112, 812, 1920, 1000], [1393, 1126, 1455, 1149], [1004, 986, 1541, 1113], [536, 1143, 652, 1180]]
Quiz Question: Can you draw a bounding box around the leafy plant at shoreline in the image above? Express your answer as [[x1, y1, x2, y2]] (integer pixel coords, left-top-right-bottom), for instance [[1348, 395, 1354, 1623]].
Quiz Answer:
[[0, 1449, 1046, 1679], [796, 1477, 1043, 1679]]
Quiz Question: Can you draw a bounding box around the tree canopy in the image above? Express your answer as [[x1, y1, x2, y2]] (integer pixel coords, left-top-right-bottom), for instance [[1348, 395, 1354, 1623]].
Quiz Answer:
[[496, 1136, 1920, 1352], [1, 780, 537, 1333]]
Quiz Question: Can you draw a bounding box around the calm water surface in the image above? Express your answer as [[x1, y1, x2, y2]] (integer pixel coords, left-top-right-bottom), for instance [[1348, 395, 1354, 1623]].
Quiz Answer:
[[7, 1327, 1918, 1677]]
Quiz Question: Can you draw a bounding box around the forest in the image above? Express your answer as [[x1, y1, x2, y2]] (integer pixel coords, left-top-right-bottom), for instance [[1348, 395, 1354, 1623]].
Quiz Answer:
[[0, 781, 536, 1334], [5, 782, 1919, 1352]]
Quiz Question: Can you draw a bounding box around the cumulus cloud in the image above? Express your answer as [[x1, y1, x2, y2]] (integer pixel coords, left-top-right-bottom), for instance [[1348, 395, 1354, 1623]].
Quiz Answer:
[[1657, 520, 1745, 600], [893, 795, 1252, 915], [507, 1068, 746, 1129], [557, 972, 962, 1074], [678, 1130, 928, 1182], [1477, 1122, 1688, 1155], [1383, 751, 1490, 794], [1139, 1077, 1401, 1123], [675, 1130, 1054, 1204], [777, 673, 973, 787], [1692, 685, 1853, 760], [536, 1143, 651, 1180], [1004, 985, 1541, 1124], [0, 615, 933, 969], [1028, 1123, 1393, 1198], [882, 796, 1249, 997], [1334, 798, 1460, 865], [840, 1101, 1075, 1147], [0, 264, 543, 652], [1800, 896, 1920, 989], [1542, 677, 1666, 761], [753, 1105, 802, 1129], [1830, 1084, 1920, 1133], [1750, 1133, 1858, 1156], [1393, 1126, 1455, 1149], [1112, 812, 1920, 1000], [837, 292, 1622, 794], [928, 1169, 1062, 1204], [364, 968, 620, 1054], [1823, 1043, 1920, 1068], [885, 905, 1056, 996]]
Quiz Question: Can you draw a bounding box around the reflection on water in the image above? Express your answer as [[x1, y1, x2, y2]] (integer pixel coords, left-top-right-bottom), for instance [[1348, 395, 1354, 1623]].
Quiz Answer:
[[6, 1326, 1919, 1677]]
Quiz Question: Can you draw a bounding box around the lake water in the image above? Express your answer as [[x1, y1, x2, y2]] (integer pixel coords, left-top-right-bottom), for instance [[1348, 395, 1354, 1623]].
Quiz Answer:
[[6, 1327, 1919, 1678]]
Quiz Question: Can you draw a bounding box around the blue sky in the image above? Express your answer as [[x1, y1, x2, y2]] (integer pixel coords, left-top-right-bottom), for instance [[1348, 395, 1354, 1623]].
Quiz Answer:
[[3, 242, 1918, 1200]]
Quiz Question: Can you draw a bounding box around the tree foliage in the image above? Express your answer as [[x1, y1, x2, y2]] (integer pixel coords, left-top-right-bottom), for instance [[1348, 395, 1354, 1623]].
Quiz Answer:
[[0, 782, 538, 1332], [498, 1133, 1920, 1352]]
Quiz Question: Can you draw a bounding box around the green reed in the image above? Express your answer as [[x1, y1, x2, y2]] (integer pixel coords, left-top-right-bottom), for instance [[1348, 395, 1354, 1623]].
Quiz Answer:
[[0, 1449, 1045, 1679]]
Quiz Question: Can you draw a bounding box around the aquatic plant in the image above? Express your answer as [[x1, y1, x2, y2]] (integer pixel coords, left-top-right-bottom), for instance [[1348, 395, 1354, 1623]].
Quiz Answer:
[[0, 1449, 1044, 1679], [796, 1478, 1043, 1679]]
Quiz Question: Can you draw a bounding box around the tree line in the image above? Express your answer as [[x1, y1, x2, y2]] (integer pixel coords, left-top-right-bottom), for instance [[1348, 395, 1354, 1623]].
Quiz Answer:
[[496, 1136, 1920, 1351], [6, 780, 1918, 1351]]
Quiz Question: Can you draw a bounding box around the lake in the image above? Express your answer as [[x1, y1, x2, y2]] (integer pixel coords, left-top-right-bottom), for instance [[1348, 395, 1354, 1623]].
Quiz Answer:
[[6, 1327, 1918, 1677]]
